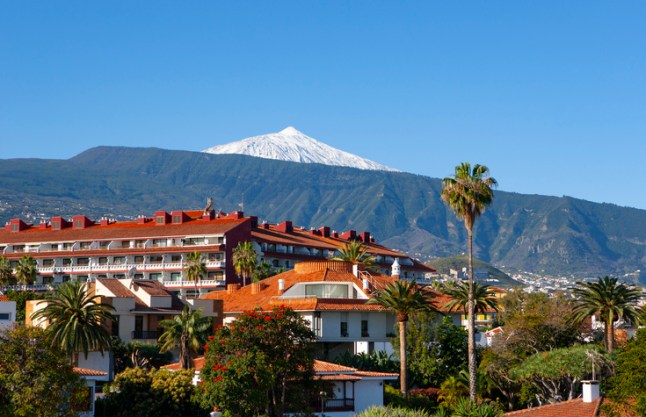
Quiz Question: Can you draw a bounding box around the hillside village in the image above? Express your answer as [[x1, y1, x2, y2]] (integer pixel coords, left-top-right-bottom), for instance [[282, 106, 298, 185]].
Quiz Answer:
[[1, 203, 644, 417]]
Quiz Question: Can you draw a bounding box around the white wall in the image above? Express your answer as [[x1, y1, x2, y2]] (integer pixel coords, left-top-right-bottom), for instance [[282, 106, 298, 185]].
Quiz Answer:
[[0, 301, 16, 329], [78, 351, 112, 380], [354, 379, 385, 414]]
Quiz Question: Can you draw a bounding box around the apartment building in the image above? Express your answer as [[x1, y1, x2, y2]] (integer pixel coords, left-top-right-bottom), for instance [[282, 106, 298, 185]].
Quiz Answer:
[[1, 209, 434, 298]]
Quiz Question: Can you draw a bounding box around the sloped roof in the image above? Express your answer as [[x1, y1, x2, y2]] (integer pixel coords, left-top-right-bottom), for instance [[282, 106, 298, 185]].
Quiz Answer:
[[504, 398, 603, 417], [200, 260, 397, 313], [73, 367, 108, 377], [96, 278, 185, 313]]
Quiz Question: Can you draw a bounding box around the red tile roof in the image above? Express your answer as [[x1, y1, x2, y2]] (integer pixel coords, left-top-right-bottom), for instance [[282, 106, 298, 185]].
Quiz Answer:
[[200, 260, 398, 313], [163, 357, 205, 371], [0, 295, 9, 302], [504, 398, 603, 417], [73, 367, 108, 376]]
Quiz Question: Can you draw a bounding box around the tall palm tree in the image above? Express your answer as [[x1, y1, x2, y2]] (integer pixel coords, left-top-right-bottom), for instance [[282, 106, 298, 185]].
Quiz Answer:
[[571, 276, 642, 353], [442, 281, 499, 315], [30, 281, 115, 365], [233, 241, 257, 286], [441, 162, 497, 402], [0, 256, 13, 285], [184, 251, 207, 298], [15, 255, 37, 286], [367, 280, 439, 397], [331, 240, 378, 271], [158, 306, 212, 369]]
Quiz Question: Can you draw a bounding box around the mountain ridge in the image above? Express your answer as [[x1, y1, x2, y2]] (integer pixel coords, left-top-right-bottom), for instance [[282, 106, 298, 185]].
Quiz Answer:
[[0, 146, 644, 280], [202, 127, 397, 172]]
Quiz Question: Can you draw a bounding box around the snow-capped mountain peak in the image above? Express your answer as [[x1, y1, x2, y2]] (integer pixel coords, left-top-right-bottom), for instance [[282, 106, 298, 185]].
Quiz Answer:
[[202, 127, 397, 171]]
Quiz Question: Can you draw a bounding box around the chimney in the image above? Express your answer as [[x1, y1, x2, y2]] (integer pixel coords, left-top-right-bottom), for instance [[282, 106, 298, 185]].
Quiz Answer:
[[391, 258, 401, 278], [278, 279, 285, 294], [582, 380, 599, 403], [276, 220, 293, 233], [227, 284, 240, 294], [360, 231, 371, 243], [319, 226, 330, 238], [251, 282, 265, 295]]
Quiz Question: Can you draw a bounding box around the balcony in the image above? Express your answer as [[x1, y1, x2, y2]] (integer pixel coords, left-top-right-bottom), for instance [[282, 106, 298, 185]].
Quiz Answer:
[[132, 330, 162, 340], [310, 398, 354, 412], [162, 279, 225, 288]]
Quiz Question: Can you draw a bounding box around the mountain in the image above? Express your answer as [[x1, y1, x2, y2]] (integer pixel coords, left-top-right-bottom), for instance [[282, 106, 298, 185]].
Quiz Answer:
[[0, 146, 644, 279], [426, 256, 521, 288], [202, 127, 397, 172]]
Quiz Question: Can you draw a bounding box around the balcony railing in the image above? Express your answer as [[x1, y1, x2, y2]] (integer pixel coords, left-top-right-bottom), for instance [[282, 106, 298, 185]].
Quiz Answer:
[[36, 260, 224, 275], [162, 279, 225, 288], [310, 398, 354, 412], [132, 330, 162, 340]]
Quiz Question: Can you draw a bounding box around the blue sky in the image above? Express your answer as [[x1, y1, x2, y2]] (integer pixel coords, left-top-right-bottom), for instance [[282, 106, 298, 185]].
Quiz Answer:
[[1, 2, 645, 209]]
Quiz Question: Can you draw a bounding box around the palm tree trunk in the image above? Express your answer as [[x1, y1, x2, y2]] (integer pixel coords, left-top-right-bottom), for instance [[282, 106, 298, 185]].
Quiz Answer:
[[607, 311, 615, 353], [467, 228, 477, 403], [399, 320, 408, 397]]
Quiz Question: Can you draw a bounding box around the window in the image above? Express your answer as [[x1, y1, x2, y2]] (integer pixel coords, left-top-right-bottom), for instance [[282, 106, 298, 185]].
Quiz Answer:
[[77, 258, 90, 266], [98, 257, 108, 265], [361, 319, 369, 337], [150, 273, 162, 281], [134, 256, 144, 263], [42, 259, 54, 267], [111, 316, 119, 336], [0, 313, 11, 321], [152, 239, 166, 248], [79, 242, 91, 250], [208, 271, 224, 279], [340, 312, 349, 337], [149, 255, 163, 263], [52, 220, 60, 230], [305, 284, 349, 298], [173, 215, 181, 224], [11, 224, 18, 232], [207, 252, 223, 261], [171, 255, 181, 262], [156, 216, 165, 224], [113, 256, 125, 265], [62, 258, 72, 266], [74, 219, 83, 228], [170, 272, 181, 281]]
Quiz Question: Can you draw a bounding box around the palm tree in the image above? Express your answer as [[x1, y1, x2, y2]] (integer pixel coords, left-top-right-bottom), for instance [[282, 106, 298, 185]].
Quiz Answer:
[[442, 281, 499, 315], [571, 276, 642, 353], [233, 241, 257, 286], [184, 251, 207, 298], [15, 255, 37, 286], [367, 280, 439, 396], [441, 162, 497, 402], [0, 256, 13, 285], [331, 240, 378, 271], [158, 306, 212, 369], [30, 281, 115, 365]]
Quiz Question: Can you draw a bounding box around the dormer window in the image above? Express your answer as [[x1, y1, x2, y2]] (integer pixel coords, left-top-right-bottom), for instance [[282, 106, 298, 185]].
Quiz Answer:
[[173, 215, 181, 224], [52, 221, 61, 230], [156, 216, 165, 224]]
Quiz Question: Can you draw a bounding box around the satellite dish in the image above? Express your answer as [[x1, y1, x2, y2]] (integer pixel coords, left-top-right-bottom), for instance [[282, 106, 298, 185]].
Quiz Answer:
[[127, 267, 137, 278]]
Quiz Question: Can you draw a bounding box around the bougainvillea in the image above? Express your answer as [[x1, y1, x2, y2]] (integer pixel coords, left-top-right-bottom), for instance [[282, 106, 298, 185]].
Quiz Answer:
[[199, 306, 319, 417]]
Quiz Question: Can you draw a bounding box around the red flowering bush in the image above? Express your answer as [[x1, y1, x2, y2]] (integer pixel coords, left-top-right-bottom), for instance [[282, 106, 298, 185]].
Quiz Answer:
[[199, 306, 318, 416]]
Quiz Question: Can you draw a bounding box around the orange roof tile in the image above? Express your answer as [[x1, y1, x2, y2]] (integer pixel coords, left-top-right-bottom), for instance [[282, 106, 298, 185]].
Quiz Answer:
[[504, 398, 603, 417], [163, 357, 205, 371], [73, 367, 108, 376], [355, 370, 399, 378], [201, 260, 397, 313], [313, 360, 357, 373], [0, 295, 9, 302]]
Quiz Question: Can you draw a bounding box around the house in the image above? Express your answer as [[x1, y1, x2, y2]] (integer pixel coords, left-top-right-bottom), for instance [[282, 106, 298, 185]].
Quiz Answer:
[[201, 260, 399, 358], [504, 381, 603, 416], [0, 292, 16, 329], [0, 209, 434, 297], [74, 367, 110, 417], [164, 357, 398, 417]]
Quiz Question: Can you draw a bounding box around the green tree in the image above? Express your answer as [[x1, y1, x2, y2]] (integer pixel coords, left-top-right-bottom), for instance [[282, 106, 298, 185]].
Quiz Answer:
[[5, 290, 45, 322], [183, 251, 207, 298], [509, 345, 611, 405], [232, 240, 257, 286], [158, 306, 212, 370], [253, 261, 279, 282], [200, 306, 318, 417], [571, 276, 643, 353], [30, 281, 115, 365], [368, 280, 439, 397], [605, 328, 646, 416], [97, 367, 205, 417], [442, 162, 497, 402], [0, 256, 12, 285], [392, 314, 468, 388], [14, 255, 37, 286], [442, 281, 499, 315], [0, 325, 87, 417], [332, 240, 378, 271]]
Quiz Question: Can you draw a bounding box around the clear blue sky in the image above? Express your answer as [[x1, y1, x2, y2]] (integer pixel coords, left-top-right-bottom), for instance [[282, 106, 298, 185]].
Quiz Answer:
[[2, 2, 645, 209]]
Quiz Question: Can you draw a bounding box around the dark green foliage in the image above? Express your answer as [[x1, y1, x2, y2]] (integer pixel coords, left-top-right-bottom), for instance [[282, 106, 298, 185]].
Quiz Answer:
[[383, 385, 437, 413], [200, 307, 318, 417], [0, 326, 87, 417], [97, 367, 207, 417], [0, 147, 644, 278], [391, 315, 468, 389], [604, 328, 646, 416], [110, 337, 173, 373], [5, 290, 45, 322], [334, 350, 400, 374]]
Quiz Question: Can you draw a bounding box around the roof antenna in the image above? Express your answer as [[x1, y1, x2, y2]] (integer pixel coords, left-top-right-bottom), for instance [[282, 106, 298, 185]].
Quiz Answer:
[[203, 196, 213, 215]]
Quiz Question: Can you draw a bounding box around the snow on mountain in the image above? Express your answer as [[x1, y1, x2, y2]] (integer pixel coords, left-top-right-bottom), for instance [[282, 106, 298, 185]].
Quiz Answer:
[[202, 127, 398, 172]]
